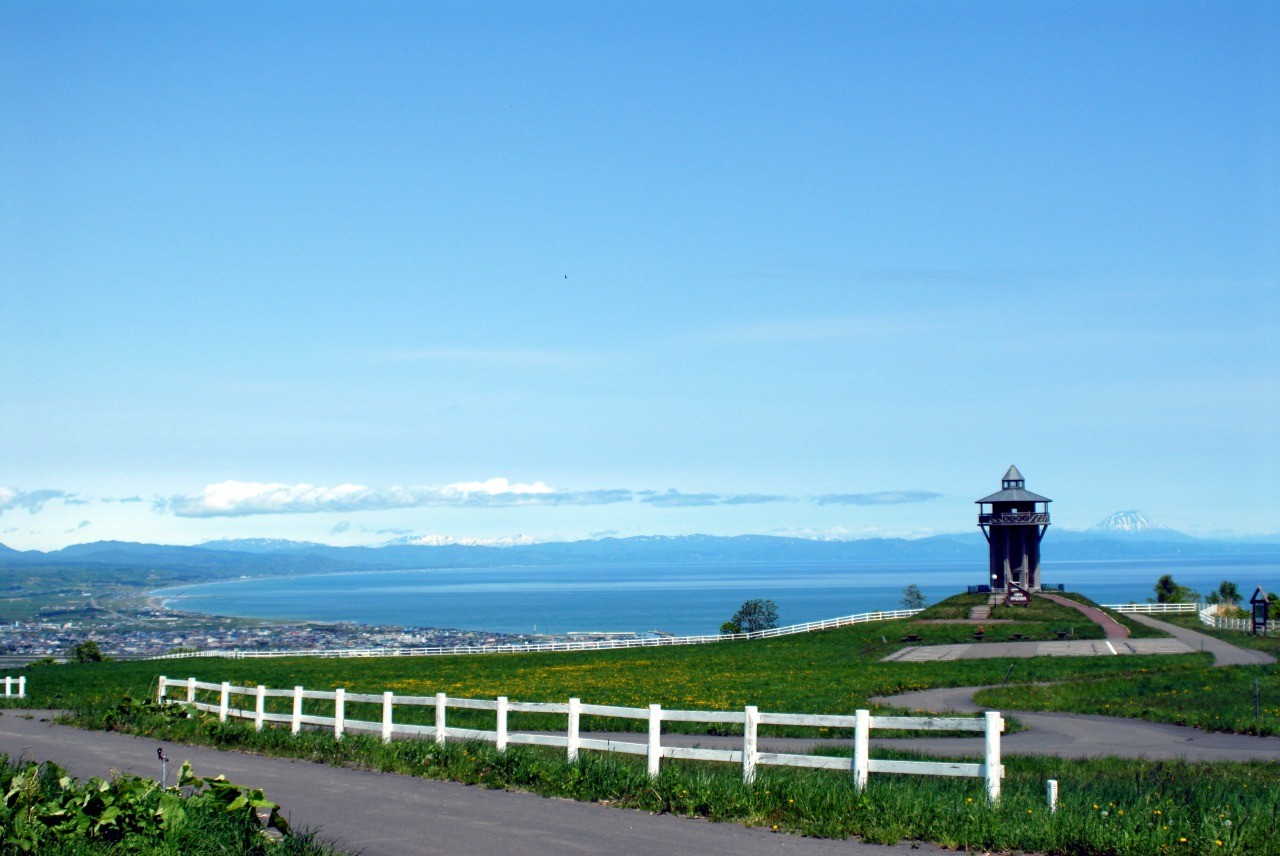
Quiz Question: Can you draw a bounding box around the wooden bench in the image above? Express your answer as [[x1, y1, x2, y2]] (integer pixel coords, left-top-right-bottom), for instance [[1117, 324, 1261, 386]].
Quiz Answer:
[[900, 634, 923, 643], [1055, 629, 1071, 639], [973, 631, 985, 641], [1009, 633, 1028, 641]]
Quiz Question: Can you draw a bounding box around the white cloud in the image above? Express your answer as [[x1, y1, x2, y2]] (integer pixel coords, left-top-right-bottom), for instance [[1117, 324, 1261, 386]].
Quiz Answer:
[[163, 478, 631, 517], [0, 487, 71, 515]]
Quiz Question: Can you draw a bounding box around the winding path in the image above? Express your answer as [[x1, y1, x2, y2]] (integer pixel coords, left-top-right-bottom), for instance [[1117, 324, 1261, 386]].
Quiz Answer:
[[871, 614, 1278, 761]]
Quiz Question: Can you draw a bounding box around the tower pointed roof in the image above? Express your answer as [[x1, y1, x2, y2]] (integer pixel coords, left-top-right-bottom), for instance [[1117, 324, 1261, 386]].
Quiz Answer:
[[976, 465, 1051, 504]]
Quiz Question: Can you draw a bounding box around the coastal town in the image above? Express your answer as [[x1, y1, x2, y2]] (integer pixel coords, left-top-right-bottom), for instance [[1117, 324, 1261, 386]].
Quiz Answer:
[[0, 604, 545, 663]]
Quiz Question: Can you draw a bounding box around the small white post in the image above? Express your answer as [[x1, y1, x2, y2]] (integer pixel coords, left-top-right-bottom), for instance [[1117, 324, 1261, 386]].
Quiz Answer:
[[435, 692, 447, 744], [647, 704, 662, 779], [17, 676, 24, 699], [254, 685, 266, 732], [157, 676, 167, 704], [567, 697, 581, 762], [496, 696, 508, 752], [853, 709, 870, 791], [186, 677, 196, 704], [218, 682, 230, 722], [333, 688, 345, 740], [1046, 779, 1058, 813], [382, 692, 395, 743], [742, 705, 759, 784], [291, 686, 304, 734], [984, 711, 1003, 803]]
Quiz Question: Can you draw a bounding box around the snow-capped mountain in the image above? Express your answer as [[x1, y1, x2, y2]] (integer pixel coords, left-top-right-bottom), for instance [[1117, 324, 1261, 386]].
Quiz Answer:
[[199, 538, 327, 553], [386, 534, 538, 548], [1089, 511, 1193, 540]]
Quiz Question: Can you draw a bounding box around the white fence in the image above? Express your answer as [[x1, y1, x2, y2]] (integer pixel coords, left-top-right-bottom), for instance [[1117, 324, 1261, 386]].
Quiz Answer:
[[1199, 605, 1278, 633], [150, 609, 923, 662], [1102, 602, 1199, 614], [2, 677, 25, 698], [158, 675, 1004, 801]]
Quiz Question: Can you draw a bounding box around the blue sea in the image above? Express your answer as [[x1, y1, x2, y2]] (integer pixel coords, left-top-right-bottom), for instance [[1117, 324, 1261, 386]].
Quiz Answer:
[[156, 556, 1279, 637]]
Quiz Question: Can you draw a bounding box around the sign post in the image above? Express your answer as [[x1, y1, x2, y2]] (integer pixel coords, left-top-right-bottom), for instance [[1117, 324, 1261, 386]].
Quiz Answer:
[[1006, 582, 1030, 607]]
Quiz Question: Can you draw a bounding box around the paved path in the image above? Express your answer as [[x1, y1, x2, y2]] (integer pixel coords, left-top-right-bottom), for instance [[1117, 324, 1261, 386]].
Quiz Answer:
[[881, 637, 1193, 662], [0, 711, 943, 856], [1038, 593, 1130, 638], [868, 685, 1280, 762], [1124, 613, 1275, 666], [870, 612, 1279, 760]]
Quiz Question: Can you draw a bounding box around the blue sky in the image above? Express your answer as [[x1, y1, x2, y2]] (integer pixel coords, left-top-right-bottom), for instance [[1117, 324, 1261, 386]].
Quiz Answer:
[[2, 1, 1276, 550]]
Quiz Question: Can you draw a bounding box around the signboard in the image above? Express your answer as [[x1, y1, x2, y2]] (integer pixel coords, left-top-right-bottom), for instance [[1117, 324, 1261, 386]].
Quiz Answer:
[[1250, 586, 1270, 636], [1006, 583, 1030, 606]]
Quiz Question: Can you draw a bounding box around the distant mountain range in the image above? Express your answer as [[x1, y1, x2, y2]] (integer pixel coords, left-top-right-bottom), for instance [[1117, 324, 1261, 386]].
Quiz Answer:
[[1, 514, 1277, 582]]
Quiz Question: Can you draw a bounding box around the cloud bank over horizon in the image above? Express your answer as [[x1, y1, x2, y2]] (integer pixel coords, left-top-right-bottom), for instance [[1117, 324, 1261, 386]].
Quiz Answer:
[[157, 479, 943, 518]]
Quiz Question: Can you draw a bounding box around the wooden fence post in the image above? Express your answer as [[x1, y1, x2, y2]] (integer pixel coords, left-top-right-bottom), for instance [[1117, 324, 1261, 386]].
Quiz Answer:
[[157, 676, 167, 704], [334, 688, 345, 741], [17, 676, 25, 699], [853, 709, 870, 791], [186, 677, 196, 704], [567, 697, 581, 762], [218, 682, 230, 722], [743, 705, 759, 784], [984, 711, 1003, 803], [291, 686, 303, 734], [435, 692, 447, 744], [3, 677, 10, 698], [647, 704, 662, 779], [496, 696, 508, 752], [254, 685, 267, 731], [382, 692, 395, 743]]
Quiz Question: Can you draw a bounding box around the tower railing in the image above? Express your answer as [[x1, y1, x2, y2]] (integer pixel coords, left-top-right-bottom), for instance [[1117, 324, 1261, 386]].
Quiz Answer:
[[978, 512, 1049, 526]]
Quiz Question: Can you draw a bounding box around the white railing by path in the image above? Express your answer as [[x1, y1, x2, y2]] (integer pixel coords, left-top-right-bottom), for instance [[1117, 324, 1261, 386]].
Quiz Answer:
[[158, 675, 1004, 802], [1199, 605, 1279, 633], [150, 609, 923, 661], [2, 677, 25, 699], [1102, 602, 1199, 614]]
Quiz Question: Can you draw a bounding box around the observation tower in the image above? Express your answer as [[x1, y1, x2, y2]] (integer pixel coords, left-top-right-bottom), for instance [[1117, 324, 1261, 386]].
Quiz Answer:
[[976, 465, 1051, 592]]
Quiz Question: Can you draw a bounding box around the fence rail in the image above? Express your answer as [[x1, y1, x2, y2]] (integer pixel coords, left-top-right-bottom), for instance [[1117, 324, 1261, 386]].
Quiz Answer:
[[158, 675, 1004, 801], [1102, 602, 1199, 614], [1199, 605, 1279, 633], [150, 609, 923, 661], [2, 677, 25, 699]]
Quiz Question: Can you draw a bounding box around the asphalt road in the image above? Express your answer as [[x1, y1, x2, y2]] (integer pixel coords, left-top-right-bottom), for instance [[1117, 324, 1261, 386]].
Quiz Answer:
[[0, 711, 945, 856]]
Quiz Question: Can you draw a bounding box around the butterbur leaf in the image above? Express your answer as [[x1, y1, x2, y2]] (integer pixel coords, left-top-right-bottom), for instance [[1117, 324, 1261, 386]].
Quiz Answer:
[[177, 762, 200, 789], [268, 806, 291, 834], [156, 793, 187, 833]]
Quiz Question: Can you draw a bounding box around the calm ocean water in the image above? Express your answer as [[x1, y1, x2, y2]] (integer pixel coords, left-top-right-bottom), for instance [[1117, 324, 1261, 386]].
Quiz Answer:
[[157, 556, 1279, 636]]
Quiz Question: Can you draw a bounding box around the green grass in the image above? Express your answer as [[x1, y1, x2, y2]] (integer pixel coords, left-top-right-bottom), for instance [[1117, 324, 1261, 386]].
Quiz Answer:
[[7, 592, 1277, 852], [970, 613, 1280, 735], [974, 664, 1280, 735], [9, 613, 1209, 733]]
